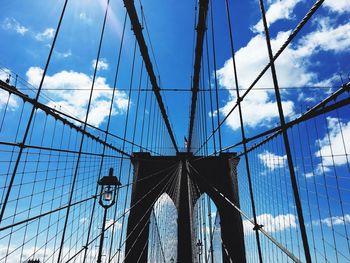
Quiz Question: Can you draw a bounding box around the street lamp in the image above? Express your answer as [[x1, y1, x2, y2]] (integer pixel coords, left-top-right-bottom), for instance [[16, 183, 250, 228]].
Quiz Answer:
[[96, 168, 121, 263], [196, 239, 203, 263]]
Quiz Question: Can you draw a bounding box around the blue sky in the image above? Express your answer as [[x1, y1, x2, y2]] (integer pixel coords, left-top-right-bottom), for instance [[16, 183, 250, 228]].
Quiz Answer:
[[1, 0, 349, 143], [1, 0, 350, 262]]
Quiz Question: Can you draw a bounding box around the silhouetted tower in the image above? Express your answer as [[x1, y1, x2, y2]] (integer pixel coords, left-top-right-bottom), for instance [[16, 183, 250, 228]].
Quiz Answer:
[[125, 152, 246, 263]]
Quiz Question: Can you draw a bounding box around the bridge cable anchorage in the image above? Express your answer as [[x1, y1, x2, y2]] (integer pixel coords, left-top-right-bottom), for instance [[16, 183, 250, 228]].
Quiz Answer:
[[194, 0, 326, 156], [123, 0, 179, 153], [186, 161, 302, 263]]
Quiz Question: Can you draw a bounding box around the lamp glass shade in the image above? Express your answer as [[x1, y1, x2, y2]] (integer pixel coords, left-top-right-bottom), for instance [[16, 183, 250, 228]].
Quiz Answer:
[[103, 188, 113, 202]]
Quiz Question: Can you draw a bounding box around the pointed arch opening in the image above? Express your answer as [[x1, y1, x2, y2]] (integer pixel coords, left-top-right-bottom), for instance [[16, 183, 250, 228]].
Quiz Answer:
[[147, 193, 178, 262], [193, 193, 223, 263]]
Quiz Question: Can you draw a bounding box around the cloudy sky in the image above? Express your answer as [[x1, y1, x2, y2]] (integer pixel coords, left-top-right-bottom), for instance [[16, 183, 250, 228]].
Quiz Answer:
[[0, 0, 349, 140], [0, 0, 350, 262]]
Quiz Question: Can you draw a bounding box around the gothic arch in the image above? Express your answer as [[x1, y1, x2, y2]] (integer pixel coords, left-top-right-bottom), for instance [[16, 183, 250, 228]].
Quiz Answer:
[[192, 193, 224, 263], [125, 152, 245, 263], [147, 193, 178, 262]]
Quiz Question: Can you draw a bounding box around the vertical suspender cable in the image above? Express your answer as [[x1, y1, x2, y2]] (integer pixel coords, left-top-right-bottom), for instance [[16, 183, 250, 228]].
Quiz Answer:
[[209, 0, 222, 153], [57, 0, 112, 261], [82, 11, 128, 263], [224, 0, 263, 261], [205, 34, 217, 155], [257, 0, 311, 262], [0, 0, 69, 223]]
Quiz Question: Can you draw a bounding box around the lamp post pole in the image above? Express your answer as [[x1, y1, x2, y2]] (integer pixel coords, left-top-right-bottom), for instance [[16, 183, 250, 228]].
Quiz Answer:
[[97, 206, 108, 263], [96, 168, 121, 263]]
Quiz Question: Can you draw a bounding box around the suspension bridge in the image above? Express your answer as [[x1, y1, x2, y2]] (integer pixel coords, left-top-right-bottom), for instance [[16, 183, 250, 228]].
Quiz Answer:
[[0, 0, 349, 262]]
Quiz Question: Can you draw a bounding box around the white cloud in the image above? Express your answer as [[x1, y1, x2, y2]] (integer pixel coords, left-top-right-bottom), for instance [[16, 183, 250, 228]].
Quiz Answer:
[[217, 31, 301, 130], [297, 92, 316, 103], [26, 67, 128, 127], [296, 18, 350, 56], [208, 110, 217, 118], [313, 214, 350, 227], [91, 58, 109, 71], [79, 12, 93, 24], [220, 91, 295, 130], [306, 116, 349, 178], [0, 90, 19, 111], [217, 13, 350, 131], [258, 150, 287, 170], [0, 71, 19, 110], [35, 28, 55, 41], [305, 163, 331, 178], [55, 49, 72, 59], [321, 214, 350, 227], [311, 74, 341, 92], [323, 0, 350, 14], [1, 17, 28, 35], [252, 0, 302, 33], [243, 213, 297, 235], [304, 172, 314, 178], [315, 117, 350, 167]]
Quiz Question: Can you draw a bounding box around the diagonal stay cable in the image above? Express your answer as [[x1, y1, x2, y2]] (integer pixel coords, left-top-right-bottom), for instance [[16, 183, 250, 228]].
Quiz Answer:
[[56, 0, 119, 259], [223, 85, 350, 154], [0, 0, 69, 224], [191, 82, 350, 164], [117, 164, 179, 262], [65, 161, 179, 262], [186, 161, 302, 263], [0, 140, 126, 159], [0, 80, 132, 158], [0, 163, 177, 232], [149, 208, 167, 262], [0, 80, 158, 156], [123, 0, 179, 153], [194, 0, 325, 156]]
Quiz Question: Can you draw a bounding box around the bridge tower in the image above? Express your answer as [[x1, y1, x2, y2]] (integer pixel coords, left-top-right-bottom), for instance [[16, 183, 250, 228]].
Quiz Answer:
[[125, 152, 246, 263]]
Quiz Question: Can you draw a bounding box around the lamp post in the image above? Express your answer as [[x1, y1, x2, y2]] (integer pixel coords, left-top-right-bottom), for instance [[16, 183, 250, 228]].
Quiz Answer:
[[96, 168, 121, 263], [196, 239, 203, 263]]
